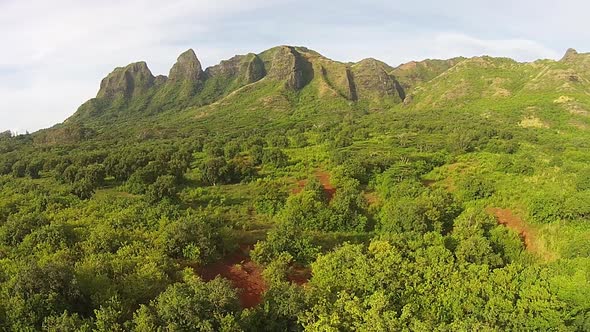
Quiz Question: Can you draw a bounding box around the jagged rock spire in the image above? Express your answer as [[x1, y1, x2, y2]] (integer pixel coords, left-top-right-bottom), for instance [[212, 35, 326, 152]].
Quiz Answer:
[[97, 61, 155, 99], [168, 49, 204, 82], [561, 48, 578, 62]]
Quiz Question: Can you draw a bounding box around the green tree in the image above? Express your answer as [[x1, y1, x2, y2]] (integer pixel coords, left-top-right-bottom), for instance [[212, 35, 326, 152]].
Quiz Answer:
[[146, 175, 178, 203], [93, 297, 124, 332], [251, 222, 319, 265], [158, 214, 222, 263], [134, 271, 240, 332], [11, 160, 26, 178], [250, 145, 264, 165], [200, 157, 227, 186], [26, 159, 43, 179], [42, 311, 91, 332], [72, 178, 95, 200], [254, 180, 288, 215], [262, 148, 289, 168]]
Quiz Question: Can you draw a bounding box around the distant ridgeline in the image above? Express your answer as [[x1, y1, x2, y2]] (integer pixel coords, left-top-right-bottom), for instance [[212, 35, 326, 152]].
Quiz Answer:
[[28, 45, 583, 140], [67, 46, 449, 122]]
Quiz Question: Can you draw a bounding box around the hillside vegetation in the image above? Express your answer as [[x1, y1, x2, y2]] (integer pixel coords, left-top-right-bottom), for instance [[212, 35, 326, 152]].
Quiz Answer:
[[1, 46, 590, 331]]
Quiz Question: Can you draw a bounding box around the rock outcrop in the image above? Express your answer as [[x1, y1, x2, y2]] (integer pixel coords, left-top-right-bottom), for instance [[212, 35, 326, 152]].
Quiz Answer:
[[391, 57, 465, 92], [154, 49, 207, 104], [350, 58, 404, 102], [96, 62, 155, 99], [205, 53, 266, 86], [561, 48, 579, 62], [263, 46, 314, 90], [168, 49, 205, 83]]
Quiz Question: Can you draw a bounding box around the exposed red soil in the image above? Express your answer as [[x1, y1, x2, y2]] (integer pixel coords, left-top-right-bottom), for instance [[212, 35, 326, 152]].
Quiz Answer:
[[293, 179, 307, 195], [197, 245, 312, 308], [292, 170, 336, 201], [487, 207, 538, 252], [198, 245, 267, 308], [315, 170, 336, 201]]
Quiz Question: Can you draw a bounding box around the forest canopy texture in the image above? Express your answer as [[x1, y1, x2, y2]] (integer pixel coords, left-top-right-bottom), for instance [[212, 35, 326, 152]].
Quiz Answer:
[[1, 46, 590, 331]]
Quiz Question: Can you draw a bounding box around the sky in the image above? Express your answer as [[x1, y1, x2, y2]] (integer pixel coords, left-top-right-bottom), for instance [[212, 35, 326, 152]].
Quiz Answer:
[[0, 0, 588, 133]]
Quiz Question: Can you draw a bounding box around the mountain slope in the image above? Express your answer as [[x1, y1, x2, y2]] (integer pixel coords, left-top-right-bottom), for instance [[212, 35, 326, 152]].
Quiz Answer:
[[66, 46, 411, 126]]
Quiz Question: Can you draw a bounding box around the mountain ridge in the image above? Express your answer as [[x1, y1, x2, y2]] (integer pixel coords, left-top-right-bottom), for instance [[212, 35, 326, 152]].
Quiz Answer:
[[45, 45, 590, 147], [67, 45, 451, 123]]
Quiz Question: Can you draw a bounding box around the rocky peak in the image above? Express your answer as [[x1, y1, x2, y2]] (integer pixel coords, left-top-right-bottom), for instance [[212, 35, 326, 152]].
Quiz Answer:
[[357, 58, 392, 69], [391, 57, 465, 92], [561, 48, 579, 62], [264, 46, 313, 90], [351, 58, 403, 101], [168, 49, 204, 82], [154, 75, 168, 86], [97, 61, 155, 99], [205, 53, 266, 84]]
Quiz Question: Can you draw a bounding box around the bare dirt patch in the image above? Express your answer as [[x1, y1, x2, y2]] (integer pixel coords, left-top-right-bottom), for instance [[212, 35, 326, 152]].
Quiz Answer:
[[519, 116, 549, 128], [488, 207, 558, 262], [421, 179, 436, 187], [197, 245, 312, 308], [364, 191, 380, 206], [315, 170, 336, 201], [198, 245, 267, 308], [488, 208, 537, 251], [292, 169, 336, 201], [292, 179, 307, 195]]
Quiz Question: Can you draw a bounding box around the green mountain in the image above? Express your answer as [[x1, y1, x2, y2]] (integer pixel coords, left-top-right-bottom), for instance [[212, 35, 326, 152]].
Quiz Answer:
[[1, 46, 590, 331], [51, 46, 590, 140], [66, 46, 409, 124]]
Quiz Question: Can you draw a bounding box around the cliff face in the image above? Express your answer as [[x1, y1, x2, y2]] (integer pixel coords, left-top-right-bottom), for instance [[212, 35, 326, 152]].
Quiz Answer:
[[391, 57, 465, 93], [350, 58, 404, 103], [560, 48, 579, 62], [261, 46, 314, 90], [97, 62, 155, 99], [205, 53, 266, 87], [168, 49, 205, 83], [83, 45, 410, 119]]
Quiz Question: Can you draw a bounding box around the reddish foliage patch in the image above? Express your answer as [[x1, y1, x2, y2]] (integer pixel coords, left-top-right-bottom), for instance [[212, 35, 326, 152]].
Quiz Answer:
[[488, 208, 537, 251], [198, 246, 267, 308]]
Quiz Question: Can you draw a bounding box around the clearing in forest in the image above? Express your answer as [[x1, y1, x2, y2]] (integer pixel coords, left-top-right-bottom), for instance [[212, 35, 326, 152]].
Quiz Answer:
[[198, 245, 267, 308], [293, 169, 336, 201], [287, 264, 312, 285], [198, 245, 311, 308], [488, 208, 537, 250], [488, 207, 556, 261]]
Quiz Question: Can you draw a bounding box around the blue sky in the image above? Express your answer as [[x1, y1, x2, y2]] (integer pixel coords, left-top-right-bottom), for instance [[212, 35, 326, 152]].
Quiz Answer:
[[0, 0, 587, 133]]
